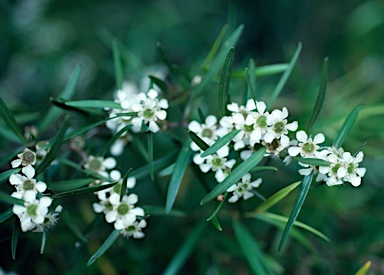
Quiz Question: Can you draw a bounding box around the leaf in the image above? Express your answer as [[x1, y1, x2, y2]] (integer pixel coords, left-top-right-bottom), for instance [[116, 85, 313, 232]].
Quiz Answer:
[[60, 208, 87, 243], [163, 222, 206, 275], [165, 139, 192, 213], [46, 178, 95, 192], [0, 191, 24, 206], [254, 181, 301, 213], [62, 117, 111, 142], [58, 158, 113, 182], [49, 98, 94, 116], [201, 129, 240, 157], [112, 39, 123, 90], [333, 104, 364, 148], [250, 166, 278, 173], [266, 43, 302, 110], [232, 63, 289, 78], [141, 205, 186, 217], [120, 168, 133, 202], [247, 58, 257, 99], [278, 171, 314, 251], [159, 164, 175, 176], [201, 24, 228, 71], [65, 100, 123, 109], [211, 216, 222, 231], [35, 116, 70, 176], [193, 25, 244, 99], [148, 133, 154, 182], [87, 229, 120, 266], [233, 219, 272, 275], [218, 48, 235, 115], [12, 219, 19, 260], [0, 97, 26, 143], [355, 261, 372, 275], [149, 75, 168, 94], [51, 182, 117, 199], [0, 208, 14, 223], [39, 65, 81, 132], [295, 157, 330, 167], [197, 108, 206, 123], [0, 168, 21, 184], [188, 131, 209, 151], [40, 230, 47, 254], [201, 147, 266, 205], [353, 142, 367, 157], [207, 192, 228, 221], [256, 212, 329, 242], [100, 124, 132, 156], [306, 57, 328, 132]]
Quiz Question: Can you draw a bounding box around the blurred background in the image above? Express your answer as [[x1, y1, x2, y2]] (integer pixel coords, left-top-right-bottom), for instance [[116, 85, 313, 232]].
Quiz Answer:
[[1, 0, 384, 274]]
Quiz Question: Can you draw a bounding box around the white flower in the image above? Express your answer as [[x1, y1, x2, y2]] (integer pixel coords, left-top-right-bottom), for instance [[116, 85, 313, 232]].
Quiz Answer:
[[84, 156, 116, 177], [96, 170, 136, 199], [188, 115, 221, 151], [11, 148, 36, 168], [120, 219, 147, 239], [227, 99, 256, 114], [227, 174, 262, 203], [105, 193, 145, 230], [288, 131, 325, 157], [249, 101, 270, 146], [34, 205, 62, 232], [340, 151, 366, 186], [264, 107, 298, 143], [12, 195, 52, 232], [262, 134, 291, 155], [9, 166, 46, 202]]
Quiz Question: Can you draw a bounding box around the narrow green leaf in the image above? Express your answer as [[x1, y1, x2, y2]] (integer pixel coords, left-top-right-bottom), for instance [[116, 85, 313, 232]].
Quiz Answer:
[[163, 222, 206, 275], [142, 205, 186, 217], [211, 216, 222, 231], [248, 58, 257, 99], [112, 39, 123, 90], [197, 108, 206, 123], [120, 168, 133, 202], [254, 181, 301, 213], [11, 219, 19, 260], [201, 147, 266, 205], [218, 48, 235, 115], [232, 63, 289, 78], [148, 133, 154, 182], [0, 208, 14, 223], [256, 212, 329, 242], [207, 192, 228, 221], [201, 129, 240, 157], [295, 157, 330, 167], [201, 24, 228, 70], [0, 191, 24, 206], [334, 104, 364, 148], [51, 182, 117, 199], [243, 68, 250, 106], [266, 43, 302, 110], [353, 142, 367, 157], [65, 100, 123, 109], [63, 117, 113, 142], [40, 230, 47, 254], [165, 140, 192, 213], [100, 124, 132, 156], [278, 171, 314, 251], [356, 261, 372, 275], [46, 178, 95, 192], [0, 126, 22, 143], [0, 97, 26, 142], [60, 208, 87, 243], [149, 75, 168, 94], [307, 57, 328, 132], [159, 164, 175, 177], [250, 166, 278, 173], [193, 25, 244, 99], [188, 131, 209, 151], [35, 116, 70, 176], [58, 158, 113, 182], [40, 65, 81, 132], [87, 229, 120, 266], [233, 220, 272, 275], [49, 98, 94, 116], [0, 168, 21, 184]]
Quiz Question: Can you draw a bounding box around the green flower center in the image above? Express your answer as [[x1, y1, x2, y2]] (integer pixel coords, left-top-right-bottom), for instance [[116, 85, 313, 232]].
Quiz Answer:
[[26, 204, 38, 217], [256, 115, 267, 128], [202, 128, 213, 138], [104, 201, 114, 212], [117, 203, 130, 215], [143, 108, 155, 119], [22, 151, 36, 165], [113, 183, 122, 194], [302, 142, 315, 154], [127, 225, 136, 232], [244, 124, 254, 133], [211, 157, 223, 168], [347, 163, 355, 174], [238, 186, 244, 192], [265, 139, 280, 152], [273, 122, 285, 134], [23, 179, 35, 191], [331, 163, 342, 175], [88, 158, 103, 172]]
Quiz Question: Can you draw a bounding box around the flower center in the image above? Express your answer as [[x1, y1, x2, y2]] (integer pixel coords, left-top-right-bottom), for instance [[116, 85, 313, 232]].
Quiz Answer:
[[244, 124, 254, 133], [202, 128, 213, 139], [23, 179, 35, 191], [104, 201, 114, 212], [331, 163, 342, 175], [211, 157, 223, 168], [127, 225, 136, 232], [347, 163, 355, 174], [265, 139, 281, 152], [113, 183, 122, 194], [302, 142, 315, 154], [273, 122, 285, 134], [26, 204, 38, 217], [22, 151, 36, 165], [88, 158, 103, 172], [117, 203, 130, 215], [256, 115, 267, 128], [143, 108, 155, 119]]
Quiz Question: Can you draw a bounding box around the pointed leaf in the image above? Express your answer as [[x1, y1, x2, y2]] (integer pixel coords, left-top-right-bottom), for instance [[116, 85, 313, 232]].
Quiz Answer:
[[201, 147, 266, 205], [12, 219, 20, 260], [148, 133, 154, 182], [65, 100, 123, 109], [250, 166, 278, 173], [120, 168, 133, 202], [49, 98, 95, 116], [218, 48, 235, 115], [58, 158, 114, 182], [207, 192, 228, 221], [197, 108, 206, 123], [201, 24, 228, 70], [188, 131, 209, 151], [211, 216, 222, 231], [0, 191, 24, 206], [0, 97, 26, 142], [267, 43, 302, 110], [40, 230, 47, 254], [149, 75, 168, 95], [165, 139, 192, 213], [233, 220, 272, 275], [142, 205, 186, 217], [0, 168, 21, 184], [334, 105, 364, 148], [295, 157, 330, 167], [163, 222, 206, 275], [278, 171, 313, 251], [232, 63, 289, 78], [51, 182, 117, 199], [60, 208, 87, 242], [100, 124, 132, 156], [307, 57, 328, 132], [87, 229, 120, 266], [0, 208, 14, 223], [112, 39, 123, 90], [248, 58, 257, 99], [353, 142, 367, 157], [46, 178, 95, 192], [201, 129, 240, 157], [356, 261, 372, 275]]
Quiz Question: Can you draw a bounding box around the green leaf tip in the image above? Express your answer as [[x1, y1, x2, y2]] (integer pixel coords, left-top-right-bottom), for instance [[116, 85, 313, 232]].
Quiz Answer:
[[218, 47, 235, 115], [334, 104, 364, 148]]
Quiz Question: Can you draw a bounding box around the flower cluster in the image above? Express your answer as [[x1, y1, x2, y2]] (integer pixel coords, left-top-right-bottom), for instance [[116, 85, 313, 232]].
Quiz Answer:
[[106, 82, 169, 156], [85, 155, 147, 239], [9, 149, 60, 232]]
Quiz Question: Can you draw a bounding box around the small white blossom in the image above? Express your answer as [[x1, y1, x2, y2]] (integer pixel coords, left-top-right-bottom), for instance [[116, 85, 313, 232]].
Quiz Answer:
[[120, 219, 147, 239], [288, 131, 325, 158], [84, 156, 116, 177], [264, 107, 298, 143], [227, 174, 262, 203], [11, 148, 36, 168], [188, 115, 223, 151], [9, 166, 46, 202]]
